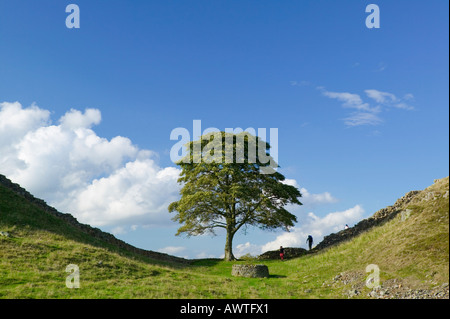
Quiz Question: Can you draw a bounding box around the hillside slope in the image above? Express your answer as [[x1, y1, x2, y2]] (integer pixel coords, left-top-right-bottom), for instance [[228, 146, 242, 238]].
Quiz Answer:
[[313, 176, 449, 298], [0, 174, 188, 265], [0, 175, 448, 299]]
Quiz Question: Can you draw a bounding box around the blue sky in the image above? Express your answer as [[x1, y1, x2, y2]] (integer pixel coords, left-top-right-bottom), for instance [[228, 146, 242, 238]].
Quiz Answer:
[[0, 0, 448, 258]]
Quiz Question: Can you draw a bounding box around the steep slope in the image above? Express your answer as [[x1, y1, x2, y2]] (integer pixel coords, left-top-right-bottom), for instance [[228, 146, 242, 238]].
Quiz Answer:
[[305, 176, 449, 298], [0, 174, 188, 265], [316, 177, 449, 253]]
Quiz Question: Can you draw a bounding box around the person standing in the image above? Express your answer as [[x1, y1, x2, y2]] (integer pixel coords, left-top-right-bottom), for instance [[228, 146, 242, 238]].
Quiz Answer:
[[279, 246, 285, 261], [306, 235, 313, 250]]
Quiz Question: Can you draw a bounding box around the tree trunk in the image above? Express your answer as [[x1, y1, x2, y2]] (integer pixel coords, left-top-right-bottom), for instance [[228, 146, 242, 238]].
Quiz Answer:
[[224, 228, 235, 261]]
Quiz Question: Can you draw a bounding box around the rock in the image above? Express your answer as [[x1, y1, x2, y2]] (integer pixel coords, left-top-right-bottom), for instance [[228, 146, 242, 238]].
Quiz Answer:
[[347, 289, 359, 297], [231, 264, 269, 278], [400, 209, 412, 221], [333, 274, 342, 281]]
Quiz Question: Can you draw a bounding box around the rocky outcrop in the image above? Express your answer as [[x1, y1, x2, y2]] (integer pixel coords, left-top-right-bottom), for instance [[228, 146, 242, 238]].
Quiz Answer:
[[231, 264, 269, 278], [0, 174, 190, 265]]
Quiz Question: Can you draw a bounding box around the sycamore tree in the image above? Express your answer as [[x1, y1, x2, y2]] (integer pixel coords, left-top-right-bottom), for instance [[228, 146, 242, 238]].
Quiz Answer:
[[168, 131, 302, 261]]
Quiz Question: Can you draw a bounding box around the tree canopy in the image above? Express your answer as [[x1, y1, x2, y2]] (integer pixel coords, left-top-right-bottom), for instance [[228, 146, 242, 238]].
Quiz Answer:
[[168, 131, 302, 261]]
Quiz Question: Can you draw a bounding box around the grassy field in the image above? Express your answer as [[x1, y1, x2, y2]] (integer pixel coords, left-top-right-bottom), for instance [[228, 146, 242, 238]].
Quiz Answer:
[[0, 177, 448, 299]]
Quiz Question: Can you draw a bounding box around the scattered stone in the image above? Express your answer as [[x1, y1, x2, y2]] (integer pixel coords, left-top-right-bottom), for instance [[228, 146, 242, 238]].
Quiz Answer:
[[333, 274, 342, 281], [366, 281, 449, 299]]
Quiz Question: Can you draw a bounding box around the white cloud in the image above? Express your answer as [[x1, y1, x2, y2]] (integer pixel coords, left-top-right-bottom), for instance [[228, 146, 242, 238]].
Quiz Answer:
[[282, 178, 299, 188], [59, 108, 101, 129], [365, 89, 397, 104], [61, 158, 181, 227], [282, 179, 338, 206], [0, 101, 181, 229], [344, 112, 383, 127], [0, 102, 51, 173], [299, 187, 338, 206], [235, 242, 262, 257], [365, 89, 414, 110], [320, 87, 414, 126], [111, 226, 127, 235], [322, 91, 372, 111]]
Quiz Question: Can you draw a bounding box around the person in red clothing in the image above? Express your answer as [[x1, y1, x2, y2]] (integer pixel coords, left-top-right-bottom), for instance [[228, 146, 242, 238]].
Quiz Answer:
[[279, 246, 285, 261]]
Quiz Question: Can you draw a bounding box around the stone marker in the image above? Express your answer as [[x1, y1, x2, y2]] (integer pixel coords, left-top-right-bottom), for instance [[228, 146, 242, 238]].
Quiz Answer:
[[231, 264, 269, 278]]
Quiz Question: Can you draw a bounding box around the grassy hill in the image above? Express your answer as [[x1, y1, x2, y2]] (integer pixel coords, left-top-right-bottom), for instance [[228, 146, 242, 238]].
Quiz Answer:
[[0, 175, 448, 299]]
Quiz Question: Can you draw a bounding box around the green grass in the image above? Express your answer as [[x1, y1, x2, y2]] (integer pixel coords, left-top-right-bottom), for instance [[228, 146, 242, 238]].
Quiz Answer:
[[1, 177, 448, 299]]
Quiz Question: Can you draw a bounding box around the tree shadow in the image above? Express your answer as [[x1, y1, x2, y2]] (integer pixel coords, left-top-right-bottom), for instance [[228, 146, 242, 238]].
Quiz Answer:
[[269, 274, 287, 279]]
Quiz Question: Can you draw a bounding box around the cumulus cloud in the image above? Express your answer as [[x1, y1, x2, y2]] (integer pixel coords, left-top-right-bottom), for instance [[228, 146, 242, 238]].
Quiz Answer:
[[282, 179, 338, 206], [0, 102, 51, 173], [235, 242, 262, 257], [318, 87, 414, 126], [0, 101, 181, 229], [299, 187, 338, 206], [59, 108, 101, 129]]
